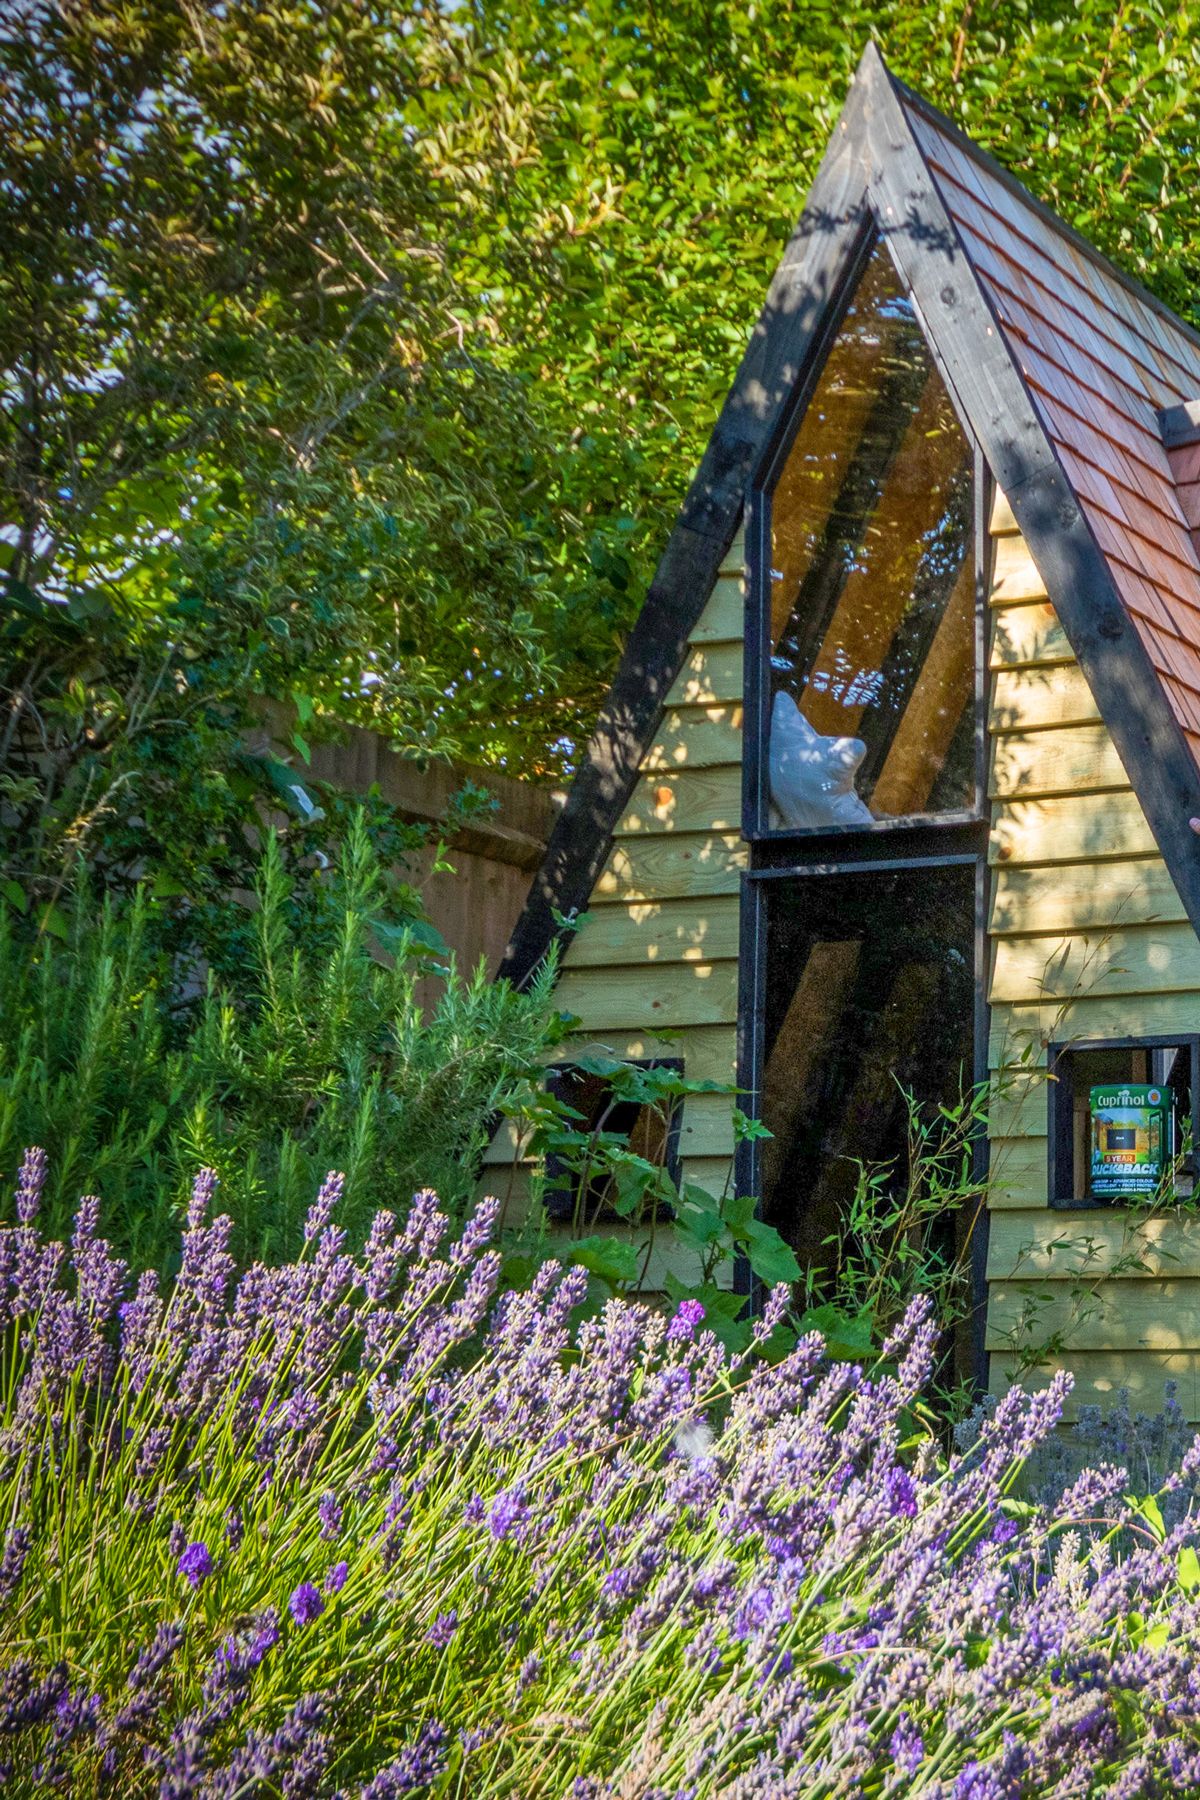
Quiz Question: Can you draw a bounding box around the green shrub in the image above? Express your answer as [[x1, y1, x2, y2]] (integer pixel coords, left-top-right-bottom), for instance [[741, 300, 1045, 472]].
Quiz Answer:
[[0, 819, 562, 1268]]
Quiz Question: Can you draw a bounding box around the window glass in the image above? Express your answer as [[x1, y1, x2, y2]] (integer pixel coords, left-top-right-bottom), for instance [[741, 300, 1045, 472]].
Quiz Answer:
[[759, 864, 975, 1276], [767, 238, 976, 828]]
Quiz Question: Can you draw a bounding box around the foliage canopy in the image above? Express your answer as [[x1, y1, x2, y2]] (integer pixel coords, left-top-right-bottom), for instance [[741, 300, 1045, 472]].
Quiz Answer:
[[4, 0, 1200, 868]]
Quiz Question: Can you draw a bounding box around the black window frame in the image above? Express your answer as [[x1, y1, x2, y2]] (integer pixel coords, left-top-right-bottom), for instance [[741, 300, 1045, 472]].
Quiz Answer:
[[736, 218, 994, 1382], [1046, 1033, 1200, 1211], [743, 224, 989, 845]]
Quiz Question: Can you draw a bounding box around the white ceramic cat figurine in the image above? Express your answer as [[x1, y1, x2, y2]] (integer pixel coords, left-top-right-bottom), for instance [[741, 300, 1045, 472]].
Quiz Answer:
[[768, 690, 873, 830]]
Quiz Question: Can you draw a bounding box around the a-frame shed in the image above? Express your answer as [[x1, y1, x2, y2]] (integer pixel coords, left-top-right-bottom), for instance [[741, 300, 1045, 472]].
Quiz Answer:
[[492, 43, 1200, 1414]]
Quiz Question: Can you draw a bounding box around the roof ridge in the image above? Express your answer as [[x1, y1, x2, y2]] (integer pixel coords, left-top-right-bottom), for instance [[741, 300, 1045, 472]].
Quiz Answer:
[[882, 63, 1200, 362]]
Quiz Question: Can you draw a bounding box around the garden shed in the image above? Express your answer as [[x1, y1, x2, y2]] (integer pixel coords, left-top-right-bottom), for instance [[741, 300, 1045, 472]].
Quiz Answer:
[[492, 43, 1200, 1415]]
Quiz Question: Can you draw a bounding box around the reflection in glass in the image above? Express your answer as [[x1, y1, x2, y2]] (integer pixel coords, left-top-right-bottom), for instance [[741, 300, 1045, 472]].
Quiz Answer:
[[767, 239, 976, 827], [760, 865, 975, 1282]]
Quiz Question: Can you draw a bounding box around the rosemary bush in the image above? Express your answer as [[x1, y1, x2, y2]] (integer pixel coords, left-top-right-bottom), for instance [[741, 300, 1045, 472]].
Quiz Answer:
[[4, 1150, 1200, 1795], [0, 821, 561, 1268]]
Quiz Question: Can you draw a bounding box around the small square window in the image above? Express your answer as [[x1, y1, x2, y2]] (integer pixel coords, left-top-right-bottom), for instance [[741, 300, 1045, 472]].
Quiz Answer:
[[1047, 1036, 1200, 1208], [543, 1059, 684, 1227]]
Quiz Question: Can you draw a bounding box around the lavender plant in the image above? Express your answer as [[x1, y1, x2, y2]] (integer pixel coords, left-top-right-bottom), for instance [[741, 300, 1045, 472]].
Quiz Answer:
[[4, 1147, 1200, 1796]]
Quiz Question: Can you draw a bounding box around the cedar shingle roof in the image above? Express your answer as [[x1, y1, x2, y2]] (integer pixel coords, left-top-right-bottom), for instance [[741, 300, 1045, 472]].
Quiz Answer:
[[902, 97, 1200, 760]]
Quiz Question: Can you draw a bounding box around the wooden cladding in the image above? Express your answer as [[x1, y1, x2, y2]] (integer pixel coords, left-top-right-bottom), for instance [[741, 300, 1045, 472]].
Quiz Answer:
[[483, 537, 746, 1232], [983, 496, 1200, 1417]]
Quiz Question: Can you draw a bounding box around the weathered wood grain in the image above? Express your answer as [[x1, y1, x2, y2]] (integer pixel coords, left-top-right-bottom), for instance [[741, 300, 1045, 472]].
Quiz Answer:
[[990, 991, 1200, 1068], [680, 1154, 737, 1198], [562, 894, 742, 968], [989, 664, 1101, 731], [988, 724, 1129, 800], [987, 1279, 1200, 1352], [665, 643, 744, 707], [989, 1350, 1198, 1421], [555, 959, 740, 1033], [614, 765, 742, 836], [990, 489, 1020, 536], [990, 791, 1159, 866], [990, 921, 1200, 1004], [689, 573, 746, 642], [989, 601, 1074, 669], [640, 708, 743, 773], [987, 1136, 1050, 1208], [988, 1208, 1200, 1280], [594, 833, 746, 902], [989, 860, 1187, 936], [678, 1092, 739, 1159], [557, 1024, 738, 1085], [989, 533, 1050, 603]]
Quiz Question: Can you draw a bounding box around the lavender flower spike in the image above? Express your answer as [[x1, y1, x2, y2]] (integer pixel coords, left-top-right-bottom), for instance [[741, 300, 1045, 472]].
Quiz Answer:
[[176, 1542, 213, 1590], [289, 1581, 324, 1628], [15, 1146, 48, 1224], [667, 1298, 706, 1343]]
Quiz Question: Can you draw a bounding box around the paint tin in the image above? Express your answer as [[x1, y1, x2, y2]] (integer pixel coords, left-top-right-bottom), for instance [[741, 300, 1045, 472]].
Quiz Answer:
[[1088, 1084, 1170, 1200]]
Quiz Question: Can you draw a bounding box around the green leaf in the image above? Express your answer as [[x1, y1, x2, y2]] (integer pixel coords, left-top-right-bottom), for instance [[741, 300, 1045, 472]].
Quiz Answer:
[[1129, 1494, 1166, 1542], [742, 1219, 802, 1286], [150, 871, 188, 900], [733, 1108, 772, 1142], [37, 905, 71, 942], [567, 1236, 640, 1286], [721, 1193, 757, 1233], [1177, 1546, 1200, 1593], [795, 1303, 875, 1360], [0, 879, 28, 914], [663, 1275, 747, 1323]]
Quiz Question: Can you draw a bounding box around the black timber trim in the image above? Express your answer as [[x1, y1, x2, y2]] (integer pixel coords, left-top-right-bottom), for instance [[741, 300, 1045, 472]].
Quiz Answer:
[[855, 44, 1200, 944], [498, 66, 878, 990]]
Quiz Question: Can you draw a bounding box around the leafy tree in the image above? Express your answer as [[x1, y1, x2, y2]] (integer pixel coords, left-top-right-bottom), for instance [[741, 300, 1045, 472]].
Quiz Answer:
[[6, 0, 1200, 901], [409, 0, 1200, 601]]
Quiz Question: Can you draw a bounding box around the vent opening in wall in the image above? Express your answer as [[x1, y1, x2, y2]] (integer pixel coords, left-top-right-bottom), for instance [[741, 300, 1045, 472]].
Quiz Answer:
[[543, 1059, 684, 1228], [1047, 1036, 1200, 1209]]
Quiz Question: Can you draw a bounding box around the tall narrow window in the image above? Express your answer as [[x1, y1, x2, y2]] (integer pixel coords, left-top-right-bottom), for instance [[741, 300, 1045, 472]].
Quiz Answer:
[[757, 237, 977, 832]]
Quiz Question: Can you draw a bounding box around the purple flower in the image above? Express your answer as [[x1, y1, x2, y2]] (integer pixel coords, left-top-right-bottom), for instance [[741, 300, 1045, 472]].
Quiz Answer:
[[426, 1609, 457, 1647], [667, 1298, 706, 1343], [318, 1490, 343, 1542], [176, 1541, 213, 1589], [15, 1147, 47, 1225], [487, 1487, 528, 1542], [362, 1720, 447, 1797], [891, 1714, 924, 1773], [128, 1622, 185, 1690], [884, 1465, 918, 1518], [991, 1515, 1019, 1545], [325, 1560, 349, 1595], [0, 1526, 30, 1606], [288, 1581, 324, 1628]]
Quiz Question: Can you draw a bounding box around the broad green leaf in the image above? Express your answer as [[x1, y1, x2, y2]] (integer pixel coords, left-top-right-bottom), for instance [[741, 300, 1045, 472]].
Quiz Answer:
[[567, 1236, 640, 1286], [742, 1219, 802, 1286]]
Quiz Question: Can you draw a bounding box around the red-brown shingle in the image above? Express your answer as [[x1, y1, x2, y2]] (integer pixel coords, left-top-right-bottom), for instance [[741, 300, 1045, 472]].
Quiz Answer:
[[904, 103, 1200, 766]]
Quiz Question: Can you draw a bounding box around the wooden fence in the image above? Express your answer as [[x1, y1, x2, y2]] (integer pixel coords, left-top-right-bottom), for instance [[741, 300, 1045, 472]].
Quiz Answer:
[[259, 709, 558, 998]]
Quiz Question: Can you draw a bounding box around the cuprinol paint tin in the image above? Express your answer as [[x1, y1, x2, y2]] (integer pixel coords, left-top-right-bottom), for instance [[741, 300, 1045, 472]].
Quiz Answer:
[[1088, 1084, 1169, 1199]]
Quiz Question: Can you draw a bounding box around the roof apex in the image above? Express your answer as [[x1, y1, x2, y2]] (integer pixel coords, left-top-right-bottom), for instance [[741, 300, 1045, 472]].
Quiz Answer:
[[1160, 399, 1200, 450]]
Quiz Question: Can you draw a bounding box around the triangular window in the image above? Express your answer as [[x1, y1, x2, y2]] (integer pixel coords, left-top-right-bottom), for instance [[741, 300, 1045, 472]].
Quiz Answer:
[[751, 235, 979, 833]]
